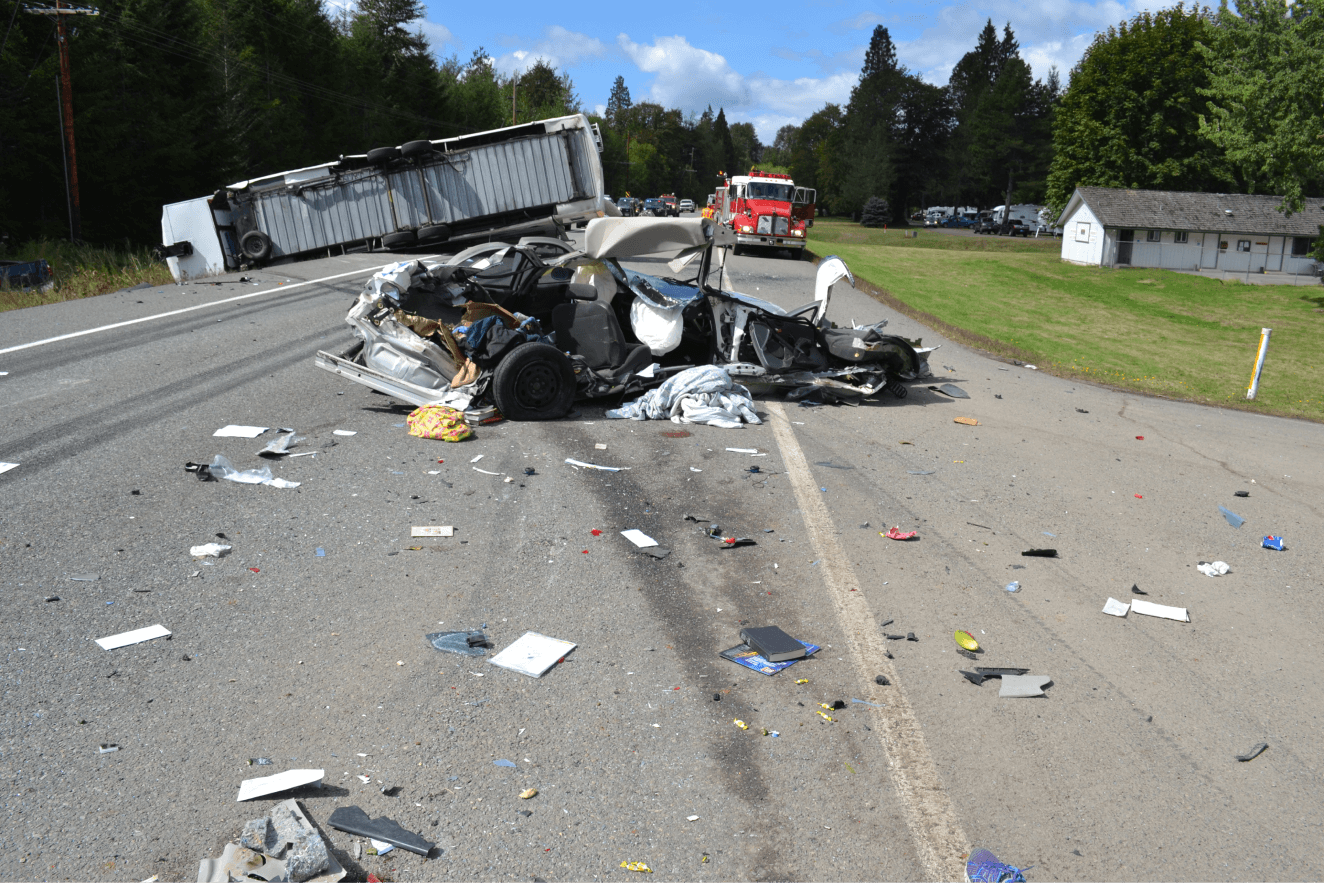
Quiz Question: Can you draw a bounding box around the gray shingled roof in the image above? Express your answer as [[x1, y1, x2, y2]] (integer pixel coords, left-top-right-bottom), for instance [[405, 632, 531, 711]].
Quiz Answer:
[[1071, 186, 1324, 236]]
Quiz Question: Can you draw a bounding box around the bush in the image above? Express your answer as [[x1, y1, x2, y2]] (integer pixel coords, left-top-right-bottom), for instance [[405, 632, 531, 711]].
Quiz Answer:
[[860, 197, 891, 228]]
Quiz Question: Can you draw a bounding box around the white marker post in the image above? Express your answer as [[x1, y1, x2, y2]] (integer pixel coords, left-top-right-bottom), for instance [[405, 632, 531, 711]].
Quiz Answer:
[[1246, 328, 1272, 400]]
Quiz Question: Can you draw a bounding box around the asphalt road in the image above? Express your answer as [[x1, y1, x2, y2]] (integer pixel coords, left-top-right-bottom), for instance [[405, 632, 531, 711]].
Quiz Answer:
[[0, 237, 1321, 882]]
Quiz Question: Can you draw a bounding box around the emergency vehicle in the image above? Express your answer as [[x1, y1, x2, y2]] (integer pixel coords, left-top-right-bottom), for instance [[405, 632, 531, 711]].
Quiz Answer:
[[704, 170, 816, 254]]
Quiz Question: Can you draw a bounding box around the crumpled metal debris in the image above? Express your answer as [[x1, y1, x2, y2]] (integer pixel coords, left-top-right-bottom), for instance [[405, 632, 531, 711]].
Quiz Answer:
[[201, 799, 343, 883]]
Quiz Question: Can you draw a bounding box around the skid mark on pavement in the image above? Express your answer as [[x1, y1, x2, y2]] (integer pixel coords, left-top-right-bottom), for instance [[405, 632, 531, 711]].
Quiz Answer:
[[766, 400, 969, 882]]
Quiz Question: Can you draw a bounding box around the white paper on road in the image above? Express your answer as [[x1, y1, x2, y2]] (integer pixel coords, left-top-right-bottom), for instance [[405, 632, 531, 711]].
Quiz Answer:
[[1130, 599, 1190, 622], [190, 543, 231, 558], [726, 448, 759, 454], [95, 624, 171, 650], [332, 429, 357, 436], [213, 425, 269, 438], [236, 768, 325, 802], [411, 526, 453, 537], [565, 458, 628, 472], [1101, 597, 1131, 617], [265, 478, 300, 488], [620, 529, 659, 548], [0, 462, 18, 475], [488, 631, 577, 678]]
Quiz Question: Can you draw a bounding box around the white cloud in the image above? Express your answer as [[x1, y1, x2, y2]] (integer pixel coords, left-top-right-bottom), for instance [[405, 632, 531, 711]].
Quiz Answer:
[[617, 34, 750, 110], [493, 26, 608, 76], [417, 20, 456, 55]]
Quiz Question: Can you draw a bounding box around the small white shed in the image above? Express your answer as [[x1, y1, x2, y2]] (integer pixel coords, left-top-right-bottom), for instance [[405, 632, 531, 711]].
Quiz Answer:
[[1056, 187, 1322, 276]]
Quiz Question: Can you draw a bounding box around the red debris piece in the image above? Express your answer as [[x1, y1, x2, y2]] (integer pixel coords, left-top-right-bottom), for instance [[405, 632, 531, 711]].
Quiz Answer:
[[582, 550, 589, 554], [591, 529, 602, 536], [367, 875, 382, 883], [1135, 494, 1143, 499], [1136, 436, 1144, 440], [436, 459, 444, 464], [884, 527, 918, 540], [249, 567, 260, 573]]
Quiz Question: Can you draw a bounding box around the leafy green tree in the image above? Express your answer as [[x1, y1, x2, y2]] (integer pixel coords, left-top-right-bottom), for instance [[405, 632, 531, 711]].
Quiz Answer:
[[1198, 0, 1324, 212], [509, 58, 579, 122], [1046, 5, 1231, 212], [345, 0, 446, 148], [442, 47, 507, 132], [728, 121, 761, 172]]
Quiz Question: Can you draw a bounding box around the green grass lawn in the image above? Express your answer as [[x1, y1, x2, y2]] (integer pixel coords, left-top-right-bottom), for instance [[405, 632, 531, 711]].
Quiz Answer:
[[1, 239, 173, 314], [810, 218, 1324, 422]]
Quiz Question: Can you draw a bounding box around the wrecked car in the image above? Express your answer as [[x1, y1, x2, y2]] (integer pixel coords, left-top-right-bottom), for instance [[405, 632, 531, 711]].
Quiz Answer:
[[314, 217, 934, 420]]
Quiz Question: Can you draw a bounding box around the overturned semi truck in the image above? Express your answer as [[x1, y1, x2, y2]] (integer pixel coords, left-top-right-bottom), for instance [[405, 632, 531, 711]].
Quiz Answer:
[[159, 114, 614, 282]]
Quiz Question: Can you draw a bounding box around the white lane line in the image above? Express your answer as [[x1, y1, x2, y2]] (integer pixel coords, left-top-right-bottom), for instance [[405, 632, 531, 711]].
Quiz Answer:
[[0, 259, 433, 357], [766, 400, 968, 881]]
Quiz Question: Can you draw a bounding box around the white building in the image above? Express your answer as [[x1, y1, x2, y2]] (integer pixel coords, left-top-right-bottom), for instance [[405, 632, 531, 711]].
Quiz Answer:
[[1056, 186, 1322, 275]]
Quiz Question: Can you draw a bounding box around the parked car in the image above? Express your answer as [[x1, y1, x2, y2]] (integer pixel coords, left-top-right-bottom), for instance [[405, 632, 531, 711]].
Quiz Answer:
[[315, 218, 935, 420], [973, 216, 998, 234], [0, 258, 54, 291], [942, 216, 974, 228], [679, 199, 696, 213], [617, 197, 640, 217]]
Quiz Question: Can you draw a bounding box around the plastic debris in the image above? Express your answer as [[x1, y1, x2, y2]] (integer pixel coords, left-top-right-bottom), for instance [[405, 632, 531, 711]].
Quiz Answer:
[[1197, 561, 1230, 577], [1234, 490, 1250, 498], [1131, 599, 1189, 622], [965, 847, 1030, 883], [564, 458, 627, 472], [214, 425, 269, 438], [493, 759, 516, 768], [488, 631, 576, 678], [427, 629, 489, 657], [687, 815, 700, 821], [191, 543, 232, 558], [796, 679, 809, 684], [96, 624, 171, 650], [852, 698, 885, 708], [734, 719, 749, 730], [1022, 548, 1057, 557], [1219, 505, 1245, 528], [332, 429, 357, 436], [620, 861, 652, 873], [720, 537, 757, 548], [1004, 581, 1021, 593], [999, 675, 1052, 698], [367, 840, 394, 855], [207, 454, 300, 488], [907, 470, 935, 475], [0, 462, 19, 475], [237, 768, 325, 802], [816, 711, 835, 722], [315, 548, 326, 557], [1135, 436, 1144, 440], [884, 527, 918, 540], [874, 675, 889, 686], [1131, 584, 1147, 595], [411, 526, 453, 537], [1262, 536, 1285, 550], [99, 743, 119, 753], [928, 383, 969, 398], [726, 447, 758, 454], [620, 529, 659, 548], [961, 671, 987, 686], [954, 417, 980, 426], [954, 630, 979, 651], [1236, 742, 1268, 762], [906, 632, 918, 642], [520, 788, 537, 799], [249, 757, 273, 766], [326, 806, 435, 856], [1102, 598, 1130, 617], [69, 573, 100, 581], [258, 432, 303, 457]]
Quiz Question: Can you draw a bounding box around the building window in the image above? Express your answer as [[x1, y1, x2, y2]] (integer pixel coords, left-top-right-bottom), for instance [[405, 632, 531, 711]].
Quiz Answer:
[[1173, 231, 1189, 244], [1146, 230, 1162, 242], [1292, 236, 1316, 256], [1074, 222, 1091, 242], [1237, 240, 1251, 252]]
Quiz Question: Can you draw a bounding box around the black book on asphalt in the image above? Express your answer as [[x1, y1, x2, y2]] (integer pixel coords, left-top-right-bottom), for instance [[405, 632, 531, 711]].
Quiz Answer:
[[739, 626, 806, 662]]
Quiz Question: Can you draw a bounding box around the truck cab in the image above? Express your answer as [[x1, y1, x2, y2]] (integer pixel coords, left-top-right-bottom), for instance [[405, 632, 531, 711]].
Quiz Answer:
[[711, 169, 813, 254]]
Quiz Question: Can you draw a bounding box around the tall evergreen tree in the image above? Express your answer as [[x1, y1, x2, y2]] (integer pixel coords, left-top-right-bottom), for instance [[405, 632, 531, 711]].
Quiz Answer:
[[605, 75, 631, 125]]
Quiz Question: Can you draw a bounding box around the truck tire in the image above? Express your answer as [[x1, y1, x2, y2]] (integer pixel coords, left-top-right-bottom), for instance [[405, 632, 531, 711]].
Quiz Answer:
[[402, 140, 434, 159], [381, 230, 417, 249], [417, 224, 451, 242], [240, 231, 272, 261], [491, 342, 575, 421], [366, 146, 401, 164]]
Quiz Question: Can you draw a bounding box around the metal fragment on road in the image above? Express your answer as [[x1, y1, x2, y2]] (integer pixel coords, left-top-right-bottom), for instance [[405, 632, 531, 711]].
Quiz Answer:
[[1236, 742, 1268, 762], [236, 768, 325, 802], [190, 543, 232, 558], [411, 526, 453, 537], [326, 805, 435, 856], [95, 624, 171, 650], [999, 675, 1052, 698], [565, 458, 627, 471]]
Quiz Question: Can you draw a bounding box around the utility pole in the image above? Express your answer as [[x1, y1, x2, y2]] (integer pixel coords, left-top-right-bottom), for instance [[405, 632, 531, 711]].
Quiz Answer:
[[1001, 168, 1014, 235], [511, 74, 518, 125], [27, 1, 99, 242]]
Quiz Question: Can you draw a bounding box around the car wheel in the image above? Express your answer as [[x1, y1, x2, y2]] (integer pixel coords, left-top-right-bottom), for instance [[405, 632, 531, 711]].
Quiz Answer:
[[367, 146, 401, 164], [240, 231, 272, 261], [401, 140, 433, 159], [492, 342, 575, 421], [381, 230, 417, 249], [418, 224, 451, 242]]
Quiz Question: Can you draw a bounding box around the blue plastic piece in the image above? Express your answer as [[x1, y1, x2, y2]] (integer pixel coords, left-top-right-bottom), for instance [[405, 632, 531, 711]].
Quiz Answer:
[[315, 547, 326, 557], [1219, 505, 1245, 528], [966, 847, 1030, 882], [493, 759, 516, 768]]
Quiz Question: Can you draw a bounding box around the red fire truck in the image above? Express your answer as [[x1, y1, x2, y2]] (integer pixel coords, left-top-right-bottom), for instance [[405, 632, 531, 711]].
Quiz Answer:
[[704, 169, 817, 255]]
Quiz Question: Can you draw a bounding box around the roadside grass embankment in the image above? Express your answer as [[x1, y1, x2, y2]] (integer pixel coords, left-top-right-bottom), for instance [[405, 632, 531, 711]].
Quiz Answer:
[[0, 239, 173, 314], [809, 218, 1324, 423]]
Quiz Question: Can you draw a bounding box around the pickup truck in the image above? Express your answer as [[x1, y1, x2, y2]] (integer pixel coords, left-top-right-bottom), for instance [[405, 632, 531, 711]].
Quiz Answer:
[[1003, 219, 1032, 237], [679, 198, 695, 213]]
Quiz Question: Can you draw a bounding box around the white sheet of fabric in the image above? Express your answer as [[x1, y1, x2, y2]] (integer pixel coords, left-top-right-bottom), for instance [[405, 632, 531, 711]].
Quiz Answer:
[[629, 297, 685, 355], [606, 365, 760, 429], [1196, 560, 1230, 577]]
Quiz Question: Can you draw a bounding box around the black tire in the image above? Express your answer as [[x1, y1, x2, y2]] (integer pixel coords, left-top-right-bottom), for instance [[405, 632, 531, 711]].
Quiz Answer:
[[402, 140, 434, 159], [240, 230, 272, 261], [366, 146, 401, 164], [417, 223, 451, 242], [381, 230, 417, 249], [492, 341, 575, 421]]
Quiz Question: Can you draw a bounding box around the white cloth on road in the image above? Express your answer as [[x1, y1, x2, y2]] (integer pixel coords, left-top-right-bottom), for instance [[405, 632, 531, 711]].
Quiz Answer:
[[606, 365, 761, 429]]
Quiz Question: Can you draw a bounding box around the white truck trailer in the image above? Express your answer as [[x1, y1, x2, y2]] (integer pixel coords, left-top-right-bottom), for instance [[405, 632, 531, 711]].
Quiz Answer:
[[159, 114, 613, 282]]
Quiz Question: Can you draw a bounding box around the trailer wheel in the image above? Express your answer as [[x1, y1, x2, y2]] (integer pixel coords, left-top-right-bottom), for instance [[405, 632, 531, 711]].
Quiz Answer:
[[417, 224, 451, 242], [381, 230, 417, 250], [492, 342, 575, 421], [402, 140, 434, 159], [366, 146, 401, 164], [240, 231, 272, 261]]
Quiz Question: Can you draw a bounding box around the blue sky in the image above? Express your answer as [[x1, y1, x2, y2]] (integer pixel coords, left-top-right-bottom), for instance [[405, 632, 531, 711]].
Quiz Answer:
[[406, 0, 1165, 142]]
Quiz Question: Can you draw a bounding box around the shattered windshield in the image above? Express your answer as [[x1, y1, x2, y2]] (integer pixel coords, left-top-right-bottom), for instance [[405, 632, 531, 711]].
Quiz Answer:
[[604, 260, 704, 308], [746, 182, 794, 202]]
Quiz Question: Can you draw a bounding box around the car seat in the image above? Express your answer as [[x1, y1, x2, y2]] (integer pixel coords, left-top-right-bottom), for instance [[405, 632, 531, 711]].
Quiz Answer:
[[552, 288, 653, 387]]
